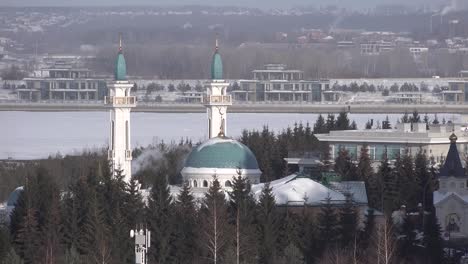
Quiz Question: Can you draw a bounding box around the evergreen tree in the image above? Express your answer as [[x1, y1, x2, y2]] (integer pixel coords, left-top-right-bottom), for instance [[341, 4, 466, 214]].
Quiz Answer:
[[339, 196, 358, 248], [401, 112, 410, 123], [334, 148, 358, 181], [173, 182, 198, 264], [360, 209, 375, 251], [199, 177, 230, 264], [313, 114, 326, 134], [423, 213, 445, 264], [326, 114, 336, 132], [317, 196, 339, 253], [1, 248, 23, 264], [381, 153, 397, 215], [228, 173, 257, 264], [415, 150, 433, 211], [357, 145, 373, 182], [147, 166, 175, 264], [411, 110, 421, 123], [335, 111, 351, 130], [256, 183, 280, 264], [278, 243, 304, 264]]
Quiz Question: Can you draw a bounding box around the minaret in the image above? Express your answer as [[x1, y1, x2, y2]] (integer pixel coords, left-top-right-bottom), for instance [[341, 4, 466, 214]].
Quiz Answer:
[[204, 35, 232, 138], [105, 34, 136, 182]]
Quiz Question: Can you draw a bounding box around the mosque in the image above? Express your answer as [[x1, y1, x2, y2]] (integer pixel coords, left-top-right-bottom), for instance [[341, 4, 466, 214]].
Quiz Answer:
[[107, 35, 261, 189], [106, 36, 371, 217]]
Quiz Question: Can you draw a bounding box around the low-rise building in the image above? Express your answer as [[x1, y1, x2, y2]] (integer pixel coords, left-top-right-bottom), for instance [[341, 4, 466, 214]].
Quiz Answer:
[[316, 123, 468, 164], [442, 80, 468, 104], [19, 67, 107, 101], [232, 64, 329, 103]]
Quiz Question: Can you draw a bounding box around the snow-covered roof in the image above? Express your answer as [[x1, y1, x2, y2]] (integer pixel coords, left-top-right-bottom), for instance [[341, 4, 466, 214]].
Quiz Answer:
[[434, 191, 468, 205], [251, 174, 346, 206], [329, 181, 368, 204]]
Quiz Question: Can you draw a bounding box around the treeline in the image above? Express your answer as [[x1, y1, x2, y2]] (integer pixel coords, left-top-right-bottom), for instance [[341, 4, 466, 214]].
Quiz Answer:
[[332, 82, 434, 94], [240, 112, 356, 181], [0, 162, 445, 264]]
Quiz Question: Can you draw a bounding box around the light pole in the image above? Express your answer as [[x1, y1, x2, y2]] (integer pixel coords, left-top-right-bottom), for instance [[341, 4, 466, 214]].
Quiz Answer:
[[130, 228, 151, 264]]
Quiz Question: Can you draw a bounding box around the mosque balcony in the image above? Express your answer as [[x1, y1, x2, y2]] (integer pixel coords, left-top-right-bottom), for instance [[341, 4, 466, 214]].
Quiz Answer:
[[203, 95, 232, 105], [108, 150, 115, 159], [104, 96, 136, 107], [125, 150, 132, 160]]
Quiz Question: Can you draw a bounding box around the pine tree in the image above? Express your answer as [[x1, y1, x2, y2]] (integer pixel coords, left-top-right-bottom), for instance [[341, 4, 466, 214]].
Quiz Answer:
[[2, 248, 23, 264], [395, 152, 418, 209], [256, 183, 280, 264], [360, 209, 376, 251], [326, 114, 336, 132], [228, 173, 257, 264], [317, 196, 339, 253], [423, 213, 445, 264], [381, 154, 397, 215], [199, 177, 230, 264], [336, 111, 351, 131], [313, 114, 326, 134], [415, 150, 432, 211], [278, 243, 304, 264], [357, 145, 373, 182], [334, 148, 358, 181], [147, 166, 175, 264], [339, 196, 359, 248], [173, 182, 198, 264]]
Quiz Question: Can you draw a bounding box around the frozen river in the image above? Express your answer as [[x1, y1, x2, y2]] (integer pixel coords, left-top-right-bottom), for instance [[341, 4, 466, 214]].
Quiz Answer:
[[1, 111, 460, 160]]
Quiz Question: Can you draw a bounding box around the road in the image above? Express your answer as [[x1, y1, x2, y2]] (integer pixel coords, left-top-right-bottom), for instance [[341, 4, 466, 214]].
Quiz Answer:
[[1, 101, 468, 114]]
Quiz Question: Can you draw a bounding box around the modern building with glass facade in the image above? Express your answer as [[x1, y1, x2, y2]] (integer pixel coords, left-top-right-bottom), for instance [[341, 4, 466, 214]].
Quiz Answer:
[[232, 64, 329, 102], [316, 123, 468, 164], [18, 67, 107, 101], [441, 80, 468, 104]]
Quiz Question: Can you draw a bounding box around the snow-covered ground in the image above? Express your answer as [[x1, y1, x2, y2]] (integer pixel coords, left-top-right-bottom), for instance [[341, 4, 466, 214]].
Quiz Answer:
[[1, 111, 460, 160]]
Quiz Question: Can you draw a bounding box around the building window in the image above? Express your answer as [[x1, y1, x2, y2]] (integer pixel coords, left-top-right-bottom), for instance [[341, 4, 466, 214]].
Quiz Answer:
[[225, 180, 232, 187], [193, 180, 198, 187], [125, 121, 129, 150], [460, 182, 464, 189], [203, 180, 208, 187]]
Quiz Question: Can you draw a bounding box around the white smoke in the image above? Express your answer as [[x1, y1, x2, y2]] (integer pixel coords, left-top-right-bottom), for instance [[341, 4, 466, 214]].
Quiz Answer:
[[441, 0, 468, 15], [131, 147, 164, 176]]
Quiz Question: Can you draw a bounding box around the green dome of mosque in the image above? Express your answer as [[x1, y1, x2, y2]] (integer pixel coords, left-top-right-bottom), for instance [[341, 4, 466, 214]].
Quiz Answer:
[[211, 50, 223, 80], [184, 137, 259, 170], [114, 51, 127, 81]]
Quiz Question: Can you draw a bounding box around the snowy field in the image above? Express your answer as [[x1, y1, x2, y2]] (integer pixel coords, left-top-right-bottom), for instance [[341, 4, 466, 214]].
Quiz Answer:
[[1, 111, 460, 160]]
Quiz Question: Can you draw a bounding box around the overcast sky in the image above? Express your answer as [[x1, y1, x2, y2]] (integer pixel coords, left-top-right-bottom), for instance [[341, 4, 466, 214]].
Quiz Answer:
[[1, 0, 445, 9]]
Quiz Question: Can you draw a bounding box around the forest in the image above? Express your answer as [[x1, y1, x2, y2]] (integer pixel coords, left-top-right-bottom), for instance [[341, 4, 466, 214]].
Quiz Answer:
[[0, 112, 451, 263]]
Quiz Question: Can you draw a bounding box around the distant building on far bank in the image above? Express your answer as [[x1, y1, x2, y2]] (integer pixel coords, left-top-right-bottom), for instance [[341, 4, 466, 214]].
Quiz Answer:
[[442, 80, 468, 104], [232, 64, 330, 103], [316, 123, 468, 164], [18, 67, 107, 101]]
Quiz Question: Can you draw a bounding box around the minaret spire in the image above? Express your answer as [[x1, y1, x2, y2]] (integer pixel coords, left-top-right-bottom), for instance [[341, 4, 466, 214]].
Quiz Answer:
[[215, 33, 219, 51], [106, 34, 136, 183], [119, 33, 123, 52]]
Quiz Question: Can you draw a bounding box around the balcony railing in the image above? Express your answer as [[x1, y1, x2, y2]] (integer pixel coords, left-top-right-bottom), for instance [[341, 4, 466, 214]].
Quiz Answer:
[[104, 96, 136, 106], [203, 95, 232, 105], [108, 150, 115, 159], [125, 150, 132, 160]]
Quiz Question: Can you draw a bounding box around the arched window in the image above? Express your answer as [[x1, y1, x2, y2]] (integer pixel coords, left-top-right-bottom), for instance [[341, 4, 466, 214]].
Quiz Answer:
[[203, 180, 208, 187], [225, 180, 232, 187], [193, 180, 198, 187]]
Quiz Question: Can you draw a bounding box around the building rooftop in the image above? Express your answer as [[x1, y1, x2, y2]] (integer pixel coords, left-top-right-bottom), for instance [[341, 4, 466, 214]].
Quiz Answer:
[[316, 123, 466, 144]]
